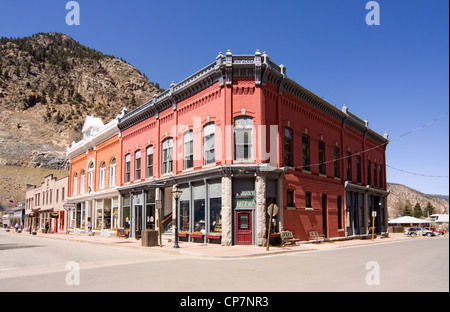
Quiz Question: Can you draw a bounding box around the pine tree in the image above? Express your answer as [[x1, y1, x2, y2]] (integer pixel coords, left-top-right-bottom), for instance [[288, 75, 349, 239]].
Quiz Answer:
[[413, 203, 423, 218], [403, 200, 413, 216], [424, 202, 435, 217]]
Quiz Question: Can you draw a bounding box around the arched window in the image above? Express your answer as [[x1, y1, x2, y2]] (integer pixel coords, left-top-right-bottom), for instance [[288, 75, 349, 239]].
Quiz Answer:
[[204, 123, 215, 165], [146, 146, 153, 178], [125, 154, 131, 183], [162, 138, 173, 174], [234, 116, 253, 161], [99, 162, 106, 189], [87, 162, 94, 192], [184, 131, 193, 169], [80, 170, 85, 194], [135, 150, 141, 181], [284, 127, 293, 166], [73, 172, 78, 196], [109, 158, 116, 187]]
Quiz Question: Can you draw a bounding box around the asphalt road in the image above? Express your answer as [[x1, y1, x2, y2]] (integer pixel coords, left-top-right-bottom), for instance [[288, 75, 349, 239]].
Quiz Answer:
[[0, 230, 448, 292]]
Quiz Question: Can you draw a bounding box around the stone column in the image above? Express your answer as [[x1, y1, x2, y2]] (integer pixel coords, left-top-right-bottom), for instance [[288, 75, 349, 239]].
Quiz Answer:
[[277, 177, 284, 232], [172, 185, 177, 243], [155, 188, 161, 232], [221, 176, 232, 246], [255, 175, 267, 246]]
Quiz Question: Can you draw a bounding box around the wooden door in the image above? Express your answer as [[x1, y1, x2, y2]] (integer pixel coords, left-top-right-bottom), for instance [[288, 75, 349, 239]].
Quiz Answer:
[[235, 210, 252, 245]]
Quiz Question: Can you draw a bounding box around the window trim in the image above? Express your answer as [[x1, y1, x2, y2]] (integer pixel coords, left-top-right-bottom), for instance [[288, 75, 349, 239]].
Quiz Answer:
[[302, 134, 310, 171], [234, 116, 253, 162]]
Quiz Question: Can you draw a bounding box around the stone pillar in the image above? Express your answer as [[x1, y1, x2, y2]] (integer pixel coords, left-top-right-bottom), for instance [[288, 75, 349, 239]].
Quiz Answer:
[[277, 177, 284, 232], [172, 185, 177, 243], [221, 176, 232, 246], [155, 188, 161, 232], [255, 175, 267, 246]]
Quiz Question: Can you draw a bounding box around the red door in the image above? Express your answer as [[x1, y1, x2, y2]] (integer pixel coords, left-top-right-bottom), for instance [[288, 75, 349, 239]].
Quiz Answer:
[[235, 211, 252, 245]]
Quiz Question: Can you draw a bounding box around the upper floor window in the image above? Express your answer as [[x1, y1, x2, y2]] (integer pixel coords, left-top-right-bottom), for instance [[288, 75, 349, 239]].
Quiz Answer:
[[184, 131, 194, 169], [204, 123, 215, 165], [87, 162, 94, 191], [378, 165, 383, 188], [146, 146, 153, 177], [284, 127, 293, 167], [346, 152, 352, 181], [356, 156, 362, 183], [302, 134, 310, 171], [80, 170, 85, 194], [373, 163, 378, 187], [366, 160, 371, 186], [73, 173, 78, 196], [135, 150, 141, 181], [234, 116, 253, 161], [125, 154, 131, 183], [318, 141, 326, 175], [99, 162, 106, 189], [334, 147, 340, 178], [162, 138, 173, 174], [109, 158, 116, 186]]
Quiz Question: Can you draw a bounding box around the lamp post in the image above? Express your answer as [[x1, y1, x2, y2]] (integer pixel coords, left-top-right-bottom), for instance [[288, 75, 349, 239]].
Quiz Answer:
[[172, 184, 182, 248]]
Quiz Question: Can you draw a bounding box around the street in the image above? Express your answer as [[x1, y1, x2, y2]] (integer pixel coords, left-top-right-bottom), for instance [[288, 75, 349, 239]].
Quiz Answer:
[[0, 230, 448, 292]]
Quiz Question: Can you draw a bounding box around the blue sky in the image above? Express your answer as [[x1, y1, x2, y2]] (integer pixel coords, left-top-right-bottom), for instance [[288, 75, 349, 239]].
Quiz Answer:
[[1, 0, 448, 195]]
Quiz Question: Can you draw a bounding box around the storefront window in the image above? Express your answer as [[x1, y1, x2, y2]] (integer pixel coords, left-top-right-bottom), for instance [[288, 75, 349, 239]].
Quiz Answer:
[[194, 199, 205, 233], [95, 199, 102, 229], [76, 203, 82, 228], [146, 190, 155, 230], [104, 199, 111, 229], [209, 198, 222, 233], [122, 195, 130, 230], [179, 200, 190, 232], [112, 197, 119, 229]]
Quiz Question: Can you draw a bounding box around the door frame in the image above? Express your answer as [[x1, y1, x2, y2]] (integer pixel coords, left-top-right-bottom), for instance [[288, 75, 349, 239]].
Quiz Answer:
[[234, 209, 253, 245]]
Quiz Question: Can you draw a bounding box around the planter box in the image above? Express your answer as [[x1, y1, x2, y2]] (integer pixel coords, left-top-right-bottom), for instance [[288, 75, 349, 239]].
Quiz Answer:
[[189, 234, 203, 238], [178, 233, 188, 238], [206, 234, 221, 240]]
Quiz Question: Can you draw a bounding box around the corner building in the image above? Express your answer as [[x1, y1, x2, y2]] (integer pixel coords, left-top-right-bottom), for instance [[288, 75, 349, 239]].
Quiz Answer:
[[118, 51, 389, 245]]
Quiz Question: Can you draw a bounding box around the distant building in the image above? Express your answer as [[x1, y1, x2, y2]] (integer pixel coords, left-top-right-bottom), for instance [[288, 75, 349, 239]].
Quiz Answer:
[[25, 174, 68, 233], [66, 111, 125, 235]]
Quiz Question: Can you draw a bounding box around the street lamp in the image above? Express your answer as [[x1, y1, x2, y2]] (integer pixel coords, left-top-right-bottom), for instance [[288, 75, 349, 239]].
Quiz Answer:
[[172, 184, 182, 248]]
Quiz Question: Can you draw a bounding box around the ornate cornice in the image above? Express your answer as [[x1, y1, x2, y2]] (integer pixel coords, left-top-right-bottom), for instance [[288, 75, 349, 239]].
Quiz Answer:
[[117, 51, 389, 146]]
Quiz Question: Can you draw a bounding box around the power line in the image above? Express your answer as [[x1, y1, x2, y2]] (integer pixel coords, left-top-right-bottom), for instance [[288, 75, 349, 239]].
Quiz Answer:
[[386, 164, 449, 178], [290, 112, 449, 178]]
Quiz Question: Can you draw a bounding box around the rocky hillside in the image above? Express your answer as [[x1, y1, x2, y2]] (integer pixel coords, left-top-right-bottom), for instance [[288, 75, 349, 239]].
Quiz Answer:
[[0, 32, 158, 170], [387, 182, 449, 217]]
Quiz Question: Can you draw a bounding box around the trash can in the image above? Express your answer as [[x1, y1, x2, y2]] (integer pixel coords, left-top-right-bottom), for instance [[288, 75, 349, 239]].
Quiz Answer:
[[141, 229, 159, 247]]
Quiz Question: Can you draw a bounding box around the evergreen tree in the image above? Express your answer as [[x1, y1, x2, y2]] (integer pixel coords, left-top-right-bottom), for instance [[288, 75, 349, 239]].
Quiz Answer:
[[413, 203, 423, 218], [403, 200, 413, 216], [424, 202, 435, 217]]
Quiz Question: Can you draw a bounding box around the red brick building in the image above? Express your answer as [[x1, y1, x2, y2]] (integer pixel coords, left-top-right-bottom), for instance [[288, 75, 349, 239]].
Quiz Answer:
[[117, 50, 389, 245]]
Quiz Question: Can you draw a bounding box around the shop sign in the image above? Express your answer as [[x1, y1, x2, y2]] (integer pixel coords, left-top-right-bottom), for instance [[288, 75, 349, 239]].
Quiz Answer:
[[235, 198, 253, 207]]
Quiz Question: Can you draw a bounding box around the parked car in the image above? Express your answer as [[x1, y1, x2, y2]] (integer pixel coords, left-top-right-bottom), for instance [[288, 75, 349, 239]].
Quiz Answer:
[[421, 228, 435, 237], [404, 227, 422, 237], [424, 227, 444, 236]]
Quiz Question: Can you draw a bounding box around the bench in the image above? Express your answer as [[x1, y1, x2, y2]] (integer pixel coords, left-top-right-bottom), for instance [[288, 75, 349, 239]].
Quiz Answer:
[[309, 231, 325, 242], [117, 228, 129, 238], [280, 231, 301, 246]]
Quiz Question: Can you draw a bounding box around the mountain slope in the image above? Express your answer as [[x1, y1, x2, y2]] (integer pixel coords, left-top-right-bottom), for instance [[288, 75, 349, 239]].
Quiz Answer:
[[0, 32, 158, 169], [387, 182, 449, 217]]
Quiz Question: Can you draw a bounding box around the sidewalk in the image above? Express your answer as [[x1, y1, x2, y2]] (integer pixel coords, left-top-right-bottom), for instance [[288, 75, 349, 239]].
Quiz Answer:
[[1, 228, 418, 258]]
